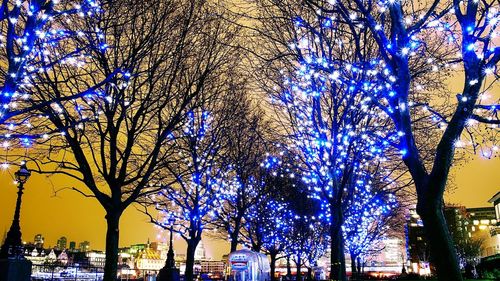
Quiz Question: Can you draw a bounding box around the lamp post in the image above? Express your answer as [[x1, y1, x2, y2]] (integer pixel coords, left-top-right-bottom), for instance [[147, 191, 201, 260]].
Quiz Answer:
[[0, 162, 31, 259], [166, 217, 176, 268], [158, 216, 180, 281]]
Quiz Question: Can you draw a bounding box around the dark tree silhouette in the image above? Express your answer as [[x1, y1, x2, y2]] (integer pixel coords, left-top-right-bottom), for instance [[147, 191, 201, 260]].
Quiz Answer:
[[14, 1, 240, 280], [211, 95, 272, 253]]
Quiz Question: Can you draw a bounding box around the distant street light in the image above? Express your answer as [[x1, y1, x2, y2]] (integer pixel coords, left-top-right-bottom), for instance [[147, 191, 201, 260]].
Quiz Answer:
[[0, 162, 31, 259], [158, 216, 180, 281]]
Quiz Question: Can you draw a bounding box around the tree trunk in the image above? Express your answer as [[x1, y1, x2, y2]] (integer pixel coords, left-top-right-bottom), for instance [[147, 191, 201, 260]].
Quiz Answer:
[[330, 207, 347, 281], [103, 212, 121, 281], [270, 251, 277, 281], [307, 267, 312, 281], [286, 256, 292, 280], [296, 256, 302, 281], [417, 197, 463, 281], [185, 240, 199, 281], [230, 233, 238, 253], [230, 219, 241, 252], [350, 255, 357, 280]]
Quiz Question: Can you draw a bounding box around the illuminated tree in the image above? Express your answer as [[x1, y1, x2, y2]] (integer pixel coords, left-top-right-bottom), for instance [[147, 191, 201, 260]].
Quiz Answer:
[[15, 1, 239, 280], [299, 0, 500, 279], [252, 0, 499, 278], [283, 194, 328, 281], [343, 177, 399, 279], [240, 177, 293, 281], [250, 2, 412, 280], [145, 101, 238, 281], [0, 0, 109, 148]]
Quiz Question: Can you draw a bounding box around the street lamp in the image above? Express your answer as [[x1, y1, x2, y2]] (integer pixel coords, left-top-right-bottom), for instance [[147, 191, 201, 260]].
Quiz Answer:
[[157, 216, 180, 281], [166, 216, 176, 268], [0, 162, 31, 259]]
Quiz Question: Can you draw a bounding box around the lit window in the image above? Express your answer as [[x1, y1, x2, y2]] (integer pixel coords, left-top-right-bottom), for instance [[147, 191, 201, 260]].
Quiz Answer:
[[481, 220, 490, 225], [473, 220, 479, 225], [479, 225, 487, 230]]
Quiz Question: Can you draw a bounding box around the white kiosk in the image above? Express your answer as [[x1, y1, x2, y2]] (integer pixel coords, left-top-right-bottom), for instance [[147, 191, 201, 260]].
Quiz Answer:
[[227, 250, 271, 281]]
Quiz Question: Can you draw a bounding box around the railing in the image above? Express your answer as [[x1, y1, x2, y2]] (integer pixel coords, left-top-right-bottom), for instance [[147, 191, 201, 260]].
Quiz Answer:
[[31, 264, 104, 281]]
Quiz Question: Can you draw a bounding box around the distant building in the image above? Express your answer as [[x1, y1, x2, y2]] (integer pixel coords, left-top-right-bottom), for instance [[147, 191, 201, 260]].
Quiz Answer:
[[200, 260, 226, 275], [57, 236, 68, 250], [46, 249, 58, 264], [485, 192, 500, 256], [488, 192, 500, 224], [467, 207, 496, 233], [69, 241, 76, 252], [34, 234, 44, 248], [361, 238, 406, 275], [467, 207, 498, 257], [25, 247, 69, 266], [58, 251, 69, 265], [86, 251, 106, 267], [79, 241, 91, 252], [129, 243, 147, 255], [444, 206, 471, 243], [406, 202, 500, 275], [406, 208, 430, 275], [135, 246, 164, 275], [150, 241, 169, 260]]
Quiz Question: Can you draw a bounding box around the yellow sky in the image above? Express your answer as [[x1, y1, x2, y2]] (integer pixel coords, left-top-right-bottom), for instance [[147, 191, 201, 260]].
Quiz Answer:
[[0, 155, 498, 260]]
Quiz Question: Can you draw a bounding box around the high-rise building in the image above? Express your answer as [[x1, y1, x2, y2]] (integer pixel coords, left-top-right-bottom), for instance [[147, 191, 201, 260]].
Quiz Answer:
[[405, 208, 430, 275], [34, 234, 44, 248], [69, 241, 76, 252], [57, 236, 68, 250], [443, 206, 471, 243], [79, 241, 91, 252], [467, 207, 497, 233]]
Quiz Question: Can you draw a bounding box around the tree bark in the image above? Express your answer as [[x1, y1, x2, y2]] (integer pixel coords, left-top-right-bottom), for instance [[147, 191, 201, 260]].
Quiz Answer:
[[307, 267, 312, 281], [295, 256, 302, 281], [185, 240, 199, 281], [103, 211, 121, 281], [350, 255, 357, 280], [330, 207, 347, 281], [230, 219, 242, 252], [270, 251, 277, 281], [417, 195, 463, 281], [286, 256, 292, 280]]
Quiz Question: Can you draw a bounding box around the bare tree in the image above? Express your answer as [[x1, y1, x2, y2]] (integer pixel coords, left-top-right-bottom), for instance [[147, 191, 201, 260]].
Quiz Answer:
[[13, 0, 240, 280], [211, 95, 273, 252]]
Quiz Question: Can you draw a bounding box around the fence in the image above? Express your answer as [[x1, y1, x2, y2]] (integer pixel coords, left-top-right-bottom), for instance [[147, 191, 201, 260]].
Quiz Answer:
[[31, 264, 104, 281]]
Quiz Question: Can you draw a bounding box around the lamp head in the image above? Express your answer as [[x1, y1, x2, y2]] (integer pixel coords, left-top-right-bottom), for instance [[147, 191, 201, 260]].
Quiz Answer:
[[15, 162, 31, 184]]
